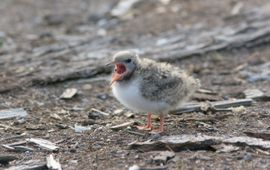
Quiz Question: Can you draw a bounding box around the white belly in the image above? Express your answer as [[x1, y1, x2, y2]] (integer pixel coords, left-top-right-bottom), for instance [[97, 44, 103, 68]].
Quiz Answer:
[[112, 78, 169, 113]]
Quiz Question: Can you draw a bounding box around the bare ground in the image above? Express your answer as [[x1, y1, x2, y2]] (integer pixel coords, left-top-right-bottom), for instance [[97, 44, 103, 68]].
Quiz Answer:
[[0, 0, 270, 170]]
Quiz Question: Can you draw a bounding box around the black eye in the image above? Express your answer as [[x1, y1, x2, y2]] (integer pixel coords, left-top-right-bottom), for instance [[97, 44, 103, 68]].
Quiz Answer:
[[125, 59, 132, 63]]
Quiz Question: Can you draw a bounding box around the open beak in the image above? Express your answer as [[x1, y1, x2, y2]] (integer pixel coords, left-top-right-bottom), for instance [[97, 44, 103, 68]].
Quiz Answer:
[[109, 61, 126, 87], [110, 73, 123, 86]]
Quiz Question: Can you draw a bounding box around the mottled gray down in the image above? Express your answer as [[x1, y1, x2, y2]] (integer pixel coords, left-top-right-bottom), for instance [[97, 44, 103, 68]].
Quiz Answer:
[[137, 58, 199, 107]]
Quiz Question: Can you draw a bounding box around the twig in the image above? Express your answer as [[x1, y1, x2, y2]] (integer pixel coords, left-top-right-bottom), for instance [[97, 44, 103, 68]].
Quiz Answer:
[[4, 160, 47, 169], [126, 130, 145, 136], [244, 131, 270, 141], [0, 108, 28, 120], [110, 121, 135, 130], [91, 108, 110, 116], [171, 99, 253, 114], [31, 66, 110, 85], [140, 166, 168, 170], [26, 138, 59, 151]]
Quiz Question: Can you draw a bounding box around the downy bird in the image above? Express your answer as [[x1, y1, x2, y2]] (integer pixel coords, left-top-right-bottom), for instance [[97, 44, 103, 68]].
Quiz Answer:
[[110, 51, 200, 133]]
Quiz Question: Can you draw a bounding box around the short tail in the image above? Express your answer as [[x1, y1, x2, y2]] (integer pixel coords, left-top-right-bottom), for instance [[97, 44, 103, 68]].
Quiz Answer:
[[187, 77, 201, 96], [175, 76, 200, 108]]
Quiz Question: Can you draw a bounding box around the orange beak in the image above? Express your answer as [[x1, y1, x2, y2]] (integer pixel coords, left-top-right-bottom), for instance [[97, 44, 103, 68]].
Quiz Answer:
[[110, 73, 123, 86], [109, 62, 126, 87]]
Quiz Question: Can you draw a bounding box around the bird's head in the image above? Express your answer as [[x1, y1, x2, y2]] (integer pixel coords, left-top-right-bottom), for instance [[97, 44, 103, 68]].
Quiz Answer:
[[109, 51, 139, 85]]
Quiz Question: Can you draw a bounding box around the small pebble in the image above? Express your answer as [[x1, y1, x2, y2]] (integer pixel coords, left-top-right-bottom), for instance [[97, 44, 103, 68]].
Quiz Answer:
[[13, 118, 26, 125], [82, 84, 92, 90], [74, 124, 92, 133], [96, 94, 109, 100], [88, 111, 105, 119], [69, 160, 78, 164], [129, 165, 140, 170], [243, 153, 252, 161], [124, 112, 135, 118], [114, 109, 124, 115], [150, 133, 161, 140]]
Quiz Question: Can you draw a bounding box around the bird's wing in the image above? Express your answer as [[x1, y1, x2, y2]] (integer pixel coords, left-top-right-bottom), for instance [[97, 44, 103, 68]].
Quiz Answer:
[[139, 61, 185, 104]]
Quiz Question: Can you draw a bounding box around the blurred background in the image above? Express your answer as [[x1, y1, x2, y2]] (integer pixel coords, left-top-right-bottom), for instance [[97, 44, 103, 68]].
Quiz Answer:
[[0, 0, 269, 86]]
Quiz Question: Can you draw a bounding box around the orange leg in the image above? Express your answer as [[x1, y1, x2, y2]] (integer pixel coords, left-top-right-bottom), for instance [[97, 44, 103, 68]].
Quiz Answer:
[[150, 114, 165, 134], [136, 113, 152, 131]]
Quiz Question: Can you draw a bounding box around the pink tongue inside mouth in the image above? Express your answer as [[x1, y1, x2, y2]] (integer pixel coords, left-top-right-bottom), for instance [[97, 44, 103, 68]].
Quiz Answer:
[[115, 64, 126, 74]]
